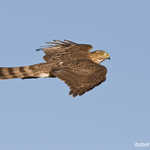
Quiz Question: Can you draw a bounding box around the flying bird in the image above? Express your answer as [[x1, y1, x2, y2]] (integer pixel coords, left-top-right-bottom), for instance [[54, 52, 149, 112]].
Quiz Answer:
[[0, 40, 110, 97]]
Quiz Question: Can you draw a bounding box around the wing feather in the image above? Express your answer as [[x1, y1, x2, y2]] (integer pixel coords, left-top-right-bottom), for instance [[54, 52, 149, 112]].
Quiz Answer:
[[52, 60, 107, 97], [38, 40, 93, 62]]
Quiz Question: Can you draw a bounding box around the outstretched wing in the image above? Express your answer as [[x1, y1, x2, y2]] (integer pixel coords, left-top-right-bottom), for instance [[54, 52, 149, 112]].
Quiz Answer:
[[52, 59, 107, 97], [37, 40, 93, 62]]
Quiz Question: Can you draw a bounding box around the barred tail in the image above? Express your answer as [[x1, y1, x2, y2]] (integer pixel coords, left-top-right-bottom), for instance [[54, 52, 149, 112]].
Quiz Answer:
[[0, 63, 50, 80]]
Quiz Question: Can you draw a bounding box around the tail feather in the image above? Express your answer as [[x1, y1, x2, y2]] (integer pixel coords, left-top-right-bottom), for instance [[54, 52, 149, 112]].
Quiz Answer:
[[0, 63, 50, 80]]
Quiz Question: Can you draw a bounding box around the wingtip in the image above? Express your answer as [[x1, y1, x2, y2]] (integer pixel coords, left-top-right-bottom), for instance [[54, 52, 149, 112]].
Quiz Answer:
[[36, 48, 42, 51]]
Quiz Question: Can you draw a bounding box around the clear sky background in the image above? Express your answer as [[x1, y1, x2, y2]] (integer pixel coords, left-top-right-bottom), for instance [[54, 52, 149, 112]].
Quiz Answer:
[[0, 0, 150, 150]]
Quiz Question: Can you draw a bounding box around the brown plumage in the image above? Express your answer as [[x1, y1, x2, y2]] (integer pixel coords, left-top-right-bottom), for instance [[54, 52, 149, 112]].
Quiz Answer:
[[0, 63, 52, 79], [0, 40, 110, 97]]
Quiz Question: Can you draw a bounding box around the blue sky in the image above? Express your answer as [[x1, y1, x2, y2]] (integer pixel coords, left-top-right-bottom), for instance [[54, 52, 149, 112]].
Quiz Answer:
[[0, 0, 150, 150]]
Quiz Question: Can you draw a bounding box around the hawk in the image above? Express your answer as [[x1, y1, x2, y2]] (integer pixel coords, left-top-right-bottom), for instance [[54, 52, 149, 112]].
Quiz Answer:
[[0, 40, 110, 97]]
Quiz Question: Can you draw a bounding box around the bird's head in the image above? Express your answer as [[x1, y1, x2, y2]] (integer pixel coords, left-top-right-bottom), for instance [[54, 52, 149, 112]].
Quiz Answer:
[[89, 50, 110, 64]]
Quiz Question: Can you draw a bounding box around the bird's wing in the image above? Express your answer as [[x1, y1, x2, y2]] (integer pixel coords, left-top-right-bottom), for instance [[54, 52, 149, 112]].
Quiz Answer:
[[52, 59, 107, 97], [37, 40, 93, 62]]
